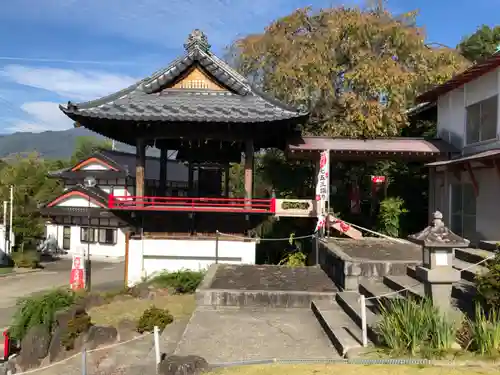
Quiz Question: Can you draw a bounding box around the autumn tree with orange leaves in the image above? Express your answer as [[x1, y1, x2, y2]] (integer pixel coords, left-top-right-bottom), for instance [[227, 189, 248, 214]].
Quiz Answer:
[[230, 6, 469, 138]]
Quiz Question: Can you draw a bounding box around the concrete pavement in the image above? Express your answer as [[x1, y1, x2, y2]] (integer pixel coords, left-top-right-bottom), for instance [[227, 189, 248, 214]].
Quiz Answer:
[[0, 259, 125, 328]]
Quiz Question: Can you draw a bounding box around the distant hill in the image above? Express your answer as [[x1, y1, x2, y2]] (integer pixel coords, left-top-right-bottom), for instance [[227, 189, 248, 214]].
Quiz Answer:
[[0, 128, 159, 159]]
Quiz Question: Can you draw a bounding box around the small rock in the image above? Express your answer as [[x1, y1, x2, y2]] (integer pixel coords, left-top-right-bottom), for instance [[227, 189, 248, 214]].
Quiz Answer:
[[54, 304, 86, 327], [17, 325, 51, 369], [158, 355, 209, 375], [117, 319, 139, 342], [85, 325, 118, 350], [82, 293, 107, 309]]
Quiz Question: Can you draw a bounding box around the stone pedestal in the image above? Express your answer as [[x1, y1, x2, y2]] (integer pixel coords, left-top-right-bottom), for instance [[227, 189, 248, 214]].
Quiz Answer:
[[408, 211, 469, 313]]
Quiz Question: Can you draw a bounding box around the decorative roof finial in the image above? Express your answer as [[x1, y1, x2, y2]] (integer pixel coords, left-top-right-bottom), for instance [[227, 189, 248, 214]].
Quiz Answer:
[[184, 29, 211, 52]]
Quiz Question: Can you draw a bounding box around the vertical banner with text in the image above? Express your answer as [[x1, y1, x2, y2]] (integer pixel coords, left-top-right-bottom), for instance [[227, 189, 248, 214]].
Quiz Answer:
[[70, 253, 86, 290], [315, 150, 330, 232]]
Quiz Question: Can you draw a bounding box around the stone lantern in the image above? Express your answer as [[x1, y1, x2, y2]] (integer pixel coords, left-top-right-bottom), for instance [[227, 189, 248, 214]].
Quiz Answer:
[[407, 211, 470, 312]]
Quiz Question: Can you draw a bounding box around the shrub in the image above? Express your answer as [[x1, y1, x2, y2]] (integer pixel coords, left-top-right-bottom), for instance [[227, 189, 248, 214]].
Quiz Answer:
[[377, 197, 408, 238], [463, 304, 500, 355], [61, 313, 92, 350], [136, 306, 173, 333], [377, 297, 457, 356], [475, 250, 500, 310], [10, 288, 77, 341], [278, 251, 307, 267], [11, 250, 40, 269], [149, 270, 204, 294]]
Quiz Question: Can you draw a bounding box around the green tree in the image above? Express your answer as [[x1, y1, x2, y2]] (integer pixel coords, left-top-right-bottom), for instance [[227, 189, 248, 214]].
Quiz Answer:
[[70, 136, 112, 165], [230, 6, 468, 138], [458, 25, 500, 63], [0, 153, 63, 247]]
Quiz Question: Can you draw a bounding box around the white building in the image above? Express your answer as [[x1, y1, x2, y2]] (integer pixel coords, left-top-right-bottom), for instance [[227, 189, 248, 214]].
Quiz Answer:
[[42, 149, 191, 260], [419, 52, 500, 243]]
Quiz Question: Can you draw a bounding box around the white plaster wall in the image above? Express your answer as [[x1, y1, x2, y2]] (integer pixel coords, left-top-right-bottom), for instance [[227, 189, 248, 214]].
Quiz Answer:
[[474, 168, 500, 240], [127, 239, 256, 286], [436, 67, 500, 149], [57, 196, 101, 208], [46, 223, 126, 258], [81, 162, 109, 171]]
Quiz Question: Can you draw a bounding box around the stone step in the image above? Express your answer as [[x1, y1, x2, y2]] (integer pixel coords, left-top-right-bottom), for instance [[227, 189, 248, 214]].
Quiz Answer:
[[454, 247, 495, 265], [479, 241, 499, 252], [311, 299, 364, 357], [335, 292, 379, 343], [383, 275, 424, 300], [453, 258, 488, 282], [358, 279, 404, 310]]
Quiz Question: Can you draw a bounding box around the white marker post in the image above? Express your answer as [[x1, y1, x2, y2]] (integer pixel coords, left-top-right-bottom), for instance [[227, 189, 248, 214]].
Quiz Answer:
[[359, 295, 368, 347], [154, 326, 161, 373]]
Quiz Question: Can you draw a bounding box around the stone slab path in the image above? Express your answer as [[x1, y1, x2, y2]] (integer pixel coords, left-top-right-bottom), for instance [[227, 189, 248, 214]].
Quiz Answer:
[[174, 306, 339, 364]]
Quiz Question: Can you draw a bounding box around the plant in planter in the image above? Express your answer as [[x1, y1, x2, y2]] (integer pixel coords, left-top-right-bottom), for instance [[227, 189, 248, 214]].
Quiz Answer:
[[136, 306, 173, 333], [11, 250, 40, 269]]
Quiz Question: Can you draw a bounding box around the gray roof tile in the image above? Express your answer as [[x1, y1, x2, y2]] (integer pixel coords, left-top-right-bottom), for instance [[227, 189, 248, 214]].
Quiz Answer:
[[60, 31, 308, 125]]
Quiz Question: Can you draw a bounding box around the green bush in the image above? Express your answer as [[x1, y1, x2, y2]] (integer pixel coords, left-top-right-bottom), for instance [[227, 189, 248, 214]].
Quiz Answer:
[[462, 304, 500, 355], [475, 250, 500, 309], [149, 270, 205, 294], [377, 297, 457, 356], [279, 251, 307, 267], [377, 197, 408, 238], [10, 288, 77, 341], [61, 313, 92, 350], [11, 250, 40, 269], [136, 306, 173, 333]]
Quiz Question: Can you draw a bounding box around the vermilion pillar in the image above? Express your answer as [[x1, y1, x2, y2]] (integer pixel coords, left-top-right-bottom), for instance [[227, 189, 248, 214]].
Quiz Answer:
[[135, 138, 146, 201], [244, 140, 254, 205]]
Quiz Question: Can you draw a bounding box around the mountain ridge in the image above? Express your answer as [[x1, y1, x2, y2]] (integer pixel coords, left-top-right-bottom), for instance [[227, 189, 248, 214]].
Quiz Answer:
[[0, 128, 158, 159]]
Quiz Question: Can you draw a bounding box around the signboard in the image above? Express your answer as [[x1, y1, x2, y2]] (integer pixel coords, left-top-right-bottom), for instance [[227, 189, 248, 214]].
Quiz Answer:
[[70, 254, 85, 291], [316, 151, 330, 214], [315, 151, 330, 203], [274, 199, 318, 217], [371, 176, 386, 184]]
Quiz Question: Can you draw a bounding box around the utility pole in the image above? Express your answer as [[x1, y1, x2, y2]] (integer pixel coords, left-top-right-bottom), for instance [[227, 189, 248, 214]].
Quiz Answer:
[[8, 186, 13, 254]]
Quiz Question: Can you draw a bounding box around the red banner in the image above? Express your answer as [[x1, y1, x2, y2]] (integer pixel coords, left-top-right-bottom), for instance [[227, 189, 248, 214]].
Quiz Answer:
[[70, 254, 85, 291]]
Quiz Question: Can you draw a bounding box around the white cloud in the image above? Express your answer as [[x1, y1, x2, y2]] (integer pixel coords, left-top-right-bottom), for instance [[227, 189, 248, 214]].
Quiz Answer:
[[0, 0, 358, 49], [0, 65, 138, 101], [6, 101, 73, 133]]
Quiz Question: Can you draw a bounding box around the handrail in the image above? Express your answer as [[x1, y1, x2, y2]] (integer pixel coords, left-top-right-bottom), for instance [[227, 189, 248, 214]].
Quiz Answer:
[[108, 195, 276, 213]]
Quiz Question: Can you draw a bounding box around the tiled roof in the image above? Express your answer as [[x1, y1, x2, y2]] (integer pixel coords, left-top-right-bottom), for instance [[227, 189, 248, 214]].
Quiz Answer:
[[60, 30, 308, 124], [50, 149, 189, 182], [287, 137, 457, 155], [417, 52, 500, 103]]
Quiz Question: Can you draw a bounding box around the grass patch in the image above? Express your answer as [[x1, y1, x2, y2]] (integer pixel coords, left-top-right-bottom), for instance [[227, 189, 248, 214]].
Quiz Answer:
[[0, 267, 13, 275], [149, 270, 205, 294], [207, 364, 499, 375], [88, 294, 196, 327]]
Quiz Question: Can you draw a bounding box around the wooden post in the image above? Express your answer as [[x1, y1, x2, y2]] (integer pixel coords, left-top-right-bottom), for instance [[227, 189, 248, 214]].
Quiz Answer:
[[135, 139, 146, 204], [159, 148, 168, 196], [124, 232, 130, 288], [188, 163, 194, 197], [244, 140, 254, 207], [224, 164, 230, 197]]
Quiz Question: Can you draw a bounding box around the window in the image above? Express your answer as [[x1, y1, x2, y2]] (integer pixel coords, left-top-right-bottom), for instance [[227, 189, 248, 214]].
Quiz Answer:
[[98, 228, 116, 245], [450, 183, 476, 240], [466, 95, 498, 144], [63, 226, 71, 250], [80, 227, 96, 243], [81, 227, 117, 245]]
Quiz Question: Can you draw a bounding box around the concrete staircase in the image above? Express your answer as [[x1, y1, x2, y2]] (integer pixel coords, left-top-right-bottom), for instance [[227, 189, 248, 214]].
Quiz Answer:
[[311, 240, 498, 357]]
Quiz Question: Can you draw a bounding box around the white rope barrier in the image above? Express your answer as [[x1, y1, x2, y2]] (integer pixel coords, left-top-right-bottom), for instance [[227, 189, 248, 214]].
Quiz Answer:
[[10, 332, 154, 375], [356, 251, 497, 347]]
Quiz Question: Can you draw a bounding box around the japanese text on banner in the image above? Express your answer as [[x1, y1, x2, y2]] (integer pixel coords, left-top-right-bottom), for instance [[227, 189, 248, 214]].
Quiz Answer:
[[315, 150, 330, 203]]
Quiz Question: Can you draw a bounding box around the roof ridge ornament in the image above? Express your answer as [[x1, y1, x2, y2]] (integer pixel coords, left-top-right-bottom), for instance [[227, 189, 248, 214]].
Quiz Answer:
[[184, 29, 211, 53]]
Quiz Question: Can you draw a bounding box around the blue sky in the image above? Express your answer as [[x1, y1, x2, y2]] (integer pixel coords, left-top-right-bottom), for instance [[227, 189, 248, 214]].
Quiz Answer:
[[0, 0, 497, 134]]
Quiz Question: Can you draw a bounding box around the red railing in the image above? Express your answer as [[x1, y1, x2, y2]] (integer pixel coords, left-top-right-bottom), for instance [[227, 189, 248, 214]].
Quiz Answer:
[[108, 195, 276, 214]]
